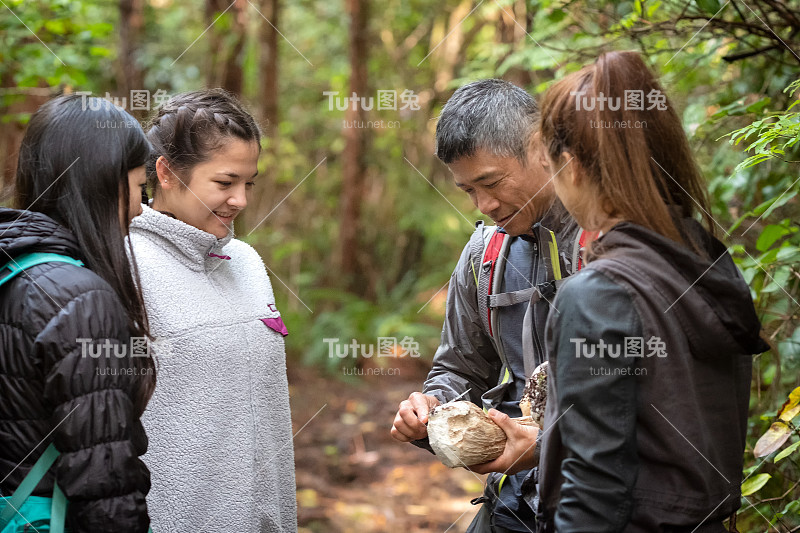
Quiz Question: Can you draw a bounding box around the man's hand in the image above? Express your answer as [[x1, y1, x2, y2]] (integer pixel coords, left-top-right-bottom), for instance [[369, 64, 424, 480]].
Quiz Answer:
[[390, 392, 441, 442], [468, 409, 539, 475]]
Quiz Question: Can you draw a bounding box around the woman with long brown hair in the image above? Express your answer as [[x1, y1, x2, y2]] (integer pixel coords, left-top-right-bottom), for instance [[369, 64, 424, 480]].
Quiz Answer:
[[536, 51, 767, 532]]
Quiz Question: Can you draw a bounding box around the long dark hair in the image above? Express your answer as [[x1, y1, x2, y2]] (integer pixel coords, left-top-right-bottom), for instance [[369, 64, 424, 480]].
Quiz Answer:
[[540, 51, 714, 253], [15, 93, 156, 414]]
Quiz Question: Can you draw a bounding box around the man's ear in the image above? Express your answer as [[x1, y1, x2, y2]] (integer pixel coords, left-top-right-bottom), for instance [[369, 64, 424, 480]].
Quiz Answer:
[[155, 156, 178, 190]]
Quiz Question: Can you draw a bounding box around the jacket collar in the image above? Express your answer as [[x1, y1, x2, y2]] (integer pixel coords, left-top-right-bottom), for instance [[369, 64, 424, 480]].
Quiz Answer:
[[0, 208, 84, 263], [130, 205, 234, 271], [528, 198, 574, 240]]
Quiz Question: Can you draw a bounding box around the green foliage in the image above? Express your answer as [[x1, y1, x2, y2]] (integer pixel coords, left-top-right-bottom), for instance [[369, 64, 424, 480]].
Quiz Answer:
[[724, 79, 800, 530], [775, 440, 800, 464], [0, 0, 114, 113], [742, 473, 772, 497], [3, 0, 800, 528], [726, 80, 800, 171]]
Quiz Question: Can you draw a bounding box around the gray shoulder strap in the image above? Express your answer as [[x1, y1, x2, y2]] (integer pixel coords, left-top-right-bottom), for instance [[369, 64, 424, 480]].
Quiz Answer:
[[570, 229, 583, 276], [476, 226, 493, 339], [490, 279, 564, 309], [489, 287, 537, 307], [522, 299, 537, 377], [470, 221, 486, 288]]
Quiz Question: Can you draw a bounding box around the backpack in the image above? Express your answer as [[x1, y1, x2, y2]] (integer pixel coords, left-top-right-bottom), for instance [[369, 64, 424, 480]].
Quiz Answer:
[[469, 222, 595, 366], [0, 252, 84, 287], [0, 252, 155, 533], [465, 225, 595, 513], [0, 253, 82, 533]]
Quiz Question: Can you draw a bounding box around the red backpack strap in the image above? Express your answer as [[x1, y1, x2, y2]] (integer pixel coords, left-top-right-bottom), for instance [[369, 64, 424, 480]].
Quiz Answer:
[[477, 228, 508, 338], [574, 229, 599, 271]]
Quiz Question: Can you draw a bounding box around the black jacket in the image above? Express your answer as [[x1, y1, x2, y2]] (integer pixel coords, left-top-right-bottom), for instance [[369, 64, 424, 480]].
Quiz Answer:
[[538, 220, 767, 532], [0, 208, 151, 532]]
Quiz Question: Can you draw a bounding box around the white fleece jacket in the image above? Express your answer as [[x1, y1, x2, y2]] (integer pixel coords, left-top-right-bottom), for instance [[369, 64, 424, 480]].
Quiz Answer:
[[129, 205, 297, 533]]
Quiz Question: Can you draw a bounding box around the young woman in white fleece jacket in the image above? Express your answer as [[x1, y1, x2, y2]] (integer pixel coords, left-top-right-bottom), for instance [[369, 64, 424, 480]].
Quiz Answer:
[[129, 89, 296, 533]]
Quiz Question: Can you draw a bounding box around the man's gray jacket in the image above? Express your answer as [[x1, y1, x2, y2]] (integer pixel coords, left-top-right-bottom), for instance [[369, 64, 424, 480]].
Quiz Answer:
[[418, 201, 579, 530]]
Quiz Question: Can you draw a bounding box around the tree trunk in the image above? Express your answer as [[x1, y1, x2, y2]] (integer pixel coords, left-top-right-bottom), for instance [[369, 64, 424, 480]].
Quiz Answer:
[[205, 0, 246, 95], [0, 71, 18, 190], [258, 0, 279, 137], [118, 0, 145, 104], [243, 0, 281, 231], [497, 0, 532, 89], [0, 82, 50, 191], [338, 0, 369, 293]]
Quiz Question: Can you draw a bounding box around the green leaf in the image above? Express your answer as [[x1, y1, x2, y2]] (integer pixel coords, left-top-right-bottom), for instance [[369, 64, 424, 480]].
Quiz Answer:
[[547, 9, 566, 23], [741, 473, 771, 496], [696, 0, 721, 14], [775, 440, 800, 463], [756, 224, 788, 252], [776, 499, 800, 518], [746, 97, 771, 114], [777, 245, 800, 262], [752, 190, 797, 218], [714, 99, 749, 120], [43, 19, 67, 35], [89, 46, 110, 57]]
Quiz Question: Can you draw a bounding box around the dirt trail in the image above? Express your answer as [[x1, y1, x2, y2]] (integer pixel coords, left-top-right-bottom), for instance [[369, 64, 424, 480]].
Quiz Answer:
[[289, 359, 484, 533]]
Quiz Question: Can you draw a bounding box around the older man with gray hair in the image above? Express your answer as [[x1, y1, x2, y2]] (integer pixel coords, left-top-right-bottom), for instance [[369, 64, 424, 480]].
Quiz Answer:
[[391, 79, 580, 532]]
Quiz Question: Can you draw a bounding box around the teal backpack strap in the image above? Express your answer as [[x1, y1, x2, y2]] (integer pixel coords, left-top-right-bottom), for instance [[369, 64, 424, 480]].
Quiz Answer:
[[0, 445, 150, 533], [0, 253, 82, 533], [0, 253, 84, 288], [50, 483, 67, 533], [0, 443, 60, 530], [0, 253, 152, 532]]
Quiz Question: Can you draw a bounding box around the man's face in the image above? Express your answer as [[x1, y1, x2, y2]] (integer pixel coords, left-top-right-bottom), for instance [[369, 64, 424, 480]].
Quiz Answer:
[[450, 142, 555, 236]]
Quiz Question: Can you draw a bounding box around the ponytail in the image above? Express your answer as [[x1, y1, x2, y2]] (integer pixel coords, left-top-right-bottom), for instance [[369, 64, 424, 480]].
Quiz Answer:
[[540, 51, 714, 252]]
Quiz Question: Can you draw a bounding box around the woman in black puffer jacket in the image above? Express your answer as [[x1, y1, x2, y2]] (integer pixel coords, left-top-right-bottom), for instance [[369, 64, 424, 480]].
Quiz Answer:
[[0, 95, 156, 532]]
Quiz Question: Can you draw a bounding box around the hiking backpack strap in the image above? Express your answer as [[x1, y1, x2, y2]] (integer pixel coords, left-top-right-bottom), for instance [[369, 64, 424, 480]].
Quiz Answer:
[[476, 227, 509, 339], [519, 227, 571, 378], [470, 221, 486, 289], [472, 224, 513, 429], [0, 253, 84, 288], [0, 253, 156, 533], [475, 225, 585, 336], [488, 228, 566, 315], [0, 444, 66, 533], [0, 253, 83, 532], [571, 229, 597, 273], [474, 225, 594, 379]]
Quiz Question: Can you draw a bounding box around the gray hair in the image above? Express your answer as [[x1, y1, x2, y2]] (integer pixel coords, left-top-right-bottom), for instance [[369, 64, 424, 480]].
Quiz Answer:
[[435, 79, 538, 164]]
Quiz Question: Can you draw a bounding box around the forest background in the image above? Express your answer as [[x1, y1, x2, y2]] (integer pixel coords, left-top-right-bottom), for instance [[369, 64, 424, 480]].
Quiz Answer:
[[2, 0, 800, 531]]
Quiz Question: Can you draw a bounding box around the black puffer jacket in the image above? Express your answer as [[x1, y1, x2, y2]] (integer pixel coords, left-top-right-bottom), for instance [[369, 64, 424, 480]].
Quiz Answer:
[[0, 208, 151, 532]]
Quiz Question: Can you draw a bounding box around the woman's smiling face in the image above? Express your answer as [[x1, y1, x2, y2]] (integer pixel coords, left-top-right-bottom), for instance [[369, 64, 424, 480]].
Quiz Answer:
[[154, 139, 260, 238]]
